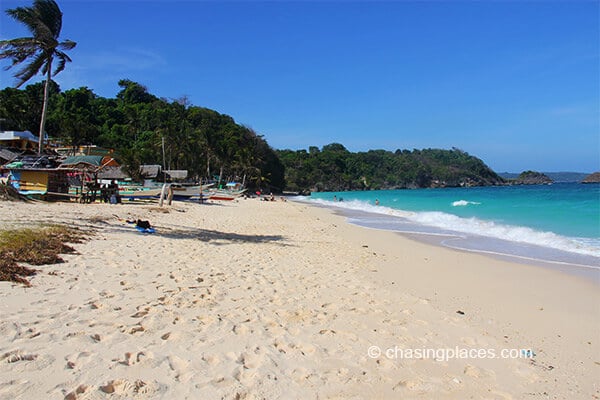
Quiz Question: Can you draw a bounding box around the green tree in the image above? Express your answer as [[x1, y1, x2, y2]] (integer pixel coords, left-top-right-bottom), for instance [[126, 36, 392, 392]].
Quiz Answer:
[[49, 87, 99, 148], [0, 0, 76, 154]]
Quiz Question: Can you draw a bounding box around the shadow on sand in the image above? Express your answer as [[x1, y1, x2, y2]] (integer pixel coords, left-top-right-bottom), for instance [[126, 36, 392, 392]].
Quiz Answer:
[[154, 226, 287, 246], [81, 219, 289, 247]]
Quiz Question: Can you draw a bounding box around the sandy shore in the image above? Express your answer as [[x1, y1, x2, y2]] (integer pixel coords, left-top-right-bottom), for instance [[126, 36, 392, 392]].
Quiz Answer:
[[0, 198, 598, 399]]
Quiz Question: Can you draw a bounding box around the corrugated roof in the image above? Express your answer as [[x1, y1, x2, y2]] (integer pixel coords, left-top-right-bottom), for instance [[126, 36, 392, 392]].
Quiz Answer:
[[97, 166, 128, 180], [0, 131, 37, 142], [0, 148, 20, 163], [140, 164, 161, 178], [61, 155, 104, 167], [165, 170, 188, 180]]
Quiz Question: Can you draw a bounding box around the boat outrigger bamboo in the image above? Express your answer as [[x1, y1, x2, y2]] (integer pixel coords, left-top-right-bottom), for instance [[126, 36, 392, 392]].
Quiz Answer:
[[207, 182, 245, 201]]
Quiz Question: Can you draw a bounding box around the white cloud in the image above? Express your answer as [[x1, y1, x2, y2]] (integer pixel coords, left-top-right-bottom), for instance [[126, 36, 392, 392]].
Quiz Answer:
[[83, 47, 167, 72]]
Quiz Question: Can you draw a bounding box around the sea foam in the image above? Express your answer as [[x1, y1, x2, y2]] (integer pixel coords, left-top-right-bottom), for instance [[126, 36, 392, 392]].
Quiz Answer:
[[304, 197, 600, 259], [452, 200, 481, 207]]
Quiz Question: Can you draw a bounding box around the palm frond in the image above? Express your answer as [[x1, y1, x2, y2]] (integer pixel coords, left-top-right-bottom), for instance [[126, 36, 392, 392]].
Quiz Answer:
[[57, 39, 76, 51], [5, 7, 40, 38], [53, 50, 72, 75], [0, 40, 39, 70], [14, 52, 48, 87], [34, 0, 63, 38]]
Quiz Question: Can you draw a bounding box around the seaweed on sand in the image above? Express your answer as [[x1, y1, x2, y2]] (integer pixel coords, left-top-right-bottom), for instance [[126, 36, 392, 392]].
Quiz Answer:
[[0, 226, 87, 286]]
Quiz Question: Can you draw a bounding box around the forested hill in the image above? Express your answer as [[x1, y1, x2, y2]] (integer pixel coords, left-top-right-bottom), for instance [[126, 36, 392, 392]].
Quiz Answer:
[[1, 80, 504, 193], [277, 144, 505, 193], [0, 80, 284, 190]]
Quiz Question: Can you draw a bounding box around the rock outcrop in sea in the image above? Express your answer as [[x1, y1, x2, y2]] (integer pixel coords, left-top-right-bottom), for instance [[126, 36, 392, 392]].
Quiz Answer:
[[512, 171, 553, 185], [581, 172, 600, 184]]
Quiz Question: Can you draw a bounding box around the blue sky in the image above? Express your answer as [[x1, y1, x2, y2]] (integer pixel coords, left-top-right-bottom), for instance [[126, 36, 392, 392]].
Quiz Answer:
[[1, 1, 598, 172]]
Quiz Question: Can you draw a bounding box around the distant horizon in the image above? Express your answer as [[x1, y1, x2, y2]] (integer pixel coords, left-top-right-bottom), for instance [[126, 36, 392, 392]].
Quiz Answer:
[[1, 1, 598, 173]]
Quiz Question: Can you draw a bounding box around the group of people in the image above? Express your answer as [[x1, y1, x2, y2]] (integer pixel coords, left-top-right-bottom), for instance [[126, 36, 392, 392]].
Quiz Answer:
[[260, 193, 287, 202], [100, 180, 121, 204]]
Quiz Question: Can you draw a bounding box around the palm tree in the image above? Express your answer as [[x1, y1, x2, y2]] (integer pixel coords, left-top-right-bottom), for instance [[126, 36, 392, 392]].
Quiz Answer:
[[0, 0, 76, 154]]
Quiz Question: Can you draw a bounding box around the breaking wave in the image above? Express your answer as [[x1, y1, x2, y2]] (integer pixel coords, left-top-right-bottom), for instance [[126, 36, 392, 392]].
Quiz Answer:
[[452, 200, 481, 207], [303, 197, 600, 260]]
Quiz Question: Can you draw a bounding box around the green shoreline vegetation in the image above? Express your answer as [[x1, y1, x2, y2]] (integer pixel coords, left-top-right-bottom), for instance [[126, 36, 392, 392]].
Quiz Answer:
[[0, 80, 506, 193]]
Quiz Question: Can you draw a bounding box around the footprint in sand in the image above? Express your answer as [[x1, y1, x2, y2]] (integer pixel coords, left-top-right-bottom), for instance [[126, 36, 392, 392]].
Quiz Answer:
[[1, 350, 38, 363], [166, 355, 189, 372], [64, 351, 94, 370], [99, 379, 164, 396], [202, 354, 221, 366], [239, 349, 264, 369], [114, 351, 152, 366], [1, 350, 54, 371], [131, 308, 149, 318], [233, 366, 257, 386], [290, 342, 317, 356], [393, 379, 423, 392], [233, 323, 250, 335], [63, 384, 88, 400], [463, 364, 495, 379], [289, 367, 315, 384]]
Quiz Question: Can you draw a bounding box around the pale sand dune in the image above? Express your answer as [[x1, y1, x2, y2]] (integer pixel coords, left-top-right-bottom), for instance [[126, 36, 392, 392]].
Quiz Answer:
[[0, 198, 598, 399]]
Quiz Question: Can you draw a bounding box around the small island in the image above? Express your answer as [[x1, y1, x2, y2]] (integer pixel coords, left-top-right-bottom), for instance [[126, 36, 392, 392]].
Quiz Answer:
[[581, 172, 600, 184], [511, 171, 553, 185]]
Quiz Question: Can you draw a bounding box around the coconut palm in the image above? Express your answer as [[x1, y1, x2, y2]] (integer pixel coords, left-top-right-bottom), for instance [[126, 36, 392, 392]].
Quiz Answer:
[[0, 0, 76, 154]]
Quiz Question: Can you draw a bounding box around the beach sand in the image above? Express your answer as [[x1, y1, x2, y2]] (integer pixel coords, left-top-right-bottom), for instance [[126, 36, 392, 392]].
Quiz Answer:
[[0, 198, 598, 399]]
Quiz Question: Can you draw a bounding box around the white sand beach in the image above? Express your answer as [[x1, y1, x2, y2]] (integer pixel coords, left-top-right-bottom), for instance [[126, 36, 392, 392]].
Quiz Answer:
[[0, 198, 598, 399]]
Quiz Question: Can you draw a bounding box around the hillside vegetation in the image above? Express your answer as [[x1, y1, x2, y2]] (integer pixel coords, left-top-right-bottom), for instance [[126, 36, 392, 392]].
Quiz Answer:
[[2, 81, 505, 193], [0, 80, 284, 190], [278, 144, 504, 193]]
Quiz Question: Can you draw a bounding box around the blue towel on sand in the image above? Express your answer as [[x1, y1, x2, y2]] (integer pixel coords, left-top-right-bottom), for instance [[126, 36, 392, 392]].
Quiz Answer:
[[135, 226, 155, 234]]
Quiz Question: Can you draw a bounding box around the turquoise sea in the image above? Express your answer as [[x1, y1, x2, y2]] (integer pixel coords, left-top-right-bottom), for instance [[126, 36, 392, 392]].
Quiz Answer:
[[304, 183, 600, 270]]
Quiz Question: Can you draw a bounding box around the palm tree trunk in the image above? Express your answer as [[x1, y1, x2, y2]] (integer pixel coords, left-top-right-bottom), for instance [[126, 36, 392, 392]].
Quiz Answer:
[[38, 58, 52, 155]]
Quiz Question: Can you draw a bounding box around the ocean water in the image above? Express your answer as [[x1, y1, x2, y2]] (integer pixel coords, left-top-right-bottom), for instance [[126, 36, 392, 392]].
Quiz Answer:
[[303, 183, 600, 271]]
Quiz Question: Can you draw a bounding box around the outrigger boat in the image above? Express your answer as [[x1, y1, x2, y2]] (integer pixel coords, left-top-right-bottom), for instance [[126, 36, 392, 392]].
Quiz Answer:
[[119, 183, 215, 201], [118, 186, 164, 200], [170, 183, 215, 201], [207, 182, 246, 201]]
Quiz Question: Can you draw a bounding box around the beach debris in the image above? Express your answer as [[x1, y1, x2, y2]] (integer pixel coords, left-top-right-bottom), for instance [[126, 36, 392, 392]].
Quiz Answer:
[[0, 225, 86, 286], [456, 310, 465, 315]]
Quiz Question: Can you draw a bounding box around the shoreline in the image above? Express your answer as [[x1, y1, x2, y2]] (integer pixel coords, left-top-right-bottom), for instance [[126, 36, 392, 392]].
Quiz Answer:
[[0, 199, 598, 399], [367, 224, 600, 281], [301, 198, 600, 277]]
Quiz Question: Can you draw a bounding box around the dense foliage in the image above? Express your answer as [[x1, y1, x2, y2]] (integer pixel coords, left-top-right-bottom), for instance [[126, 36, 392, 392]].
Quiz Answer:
[[512, 170, 553, 185], [1, 80, 506, 193], [0, 80, 284, 190], [277, 144, 505, 192]]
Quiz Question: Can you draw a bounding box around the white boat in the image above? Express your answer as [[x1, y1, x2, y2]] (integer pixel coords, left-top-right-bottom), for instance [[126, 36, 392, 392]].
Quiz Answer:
[[207, 182, 245, 201], [118, 186, 164, 199], [170, 183, 214, 200]]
